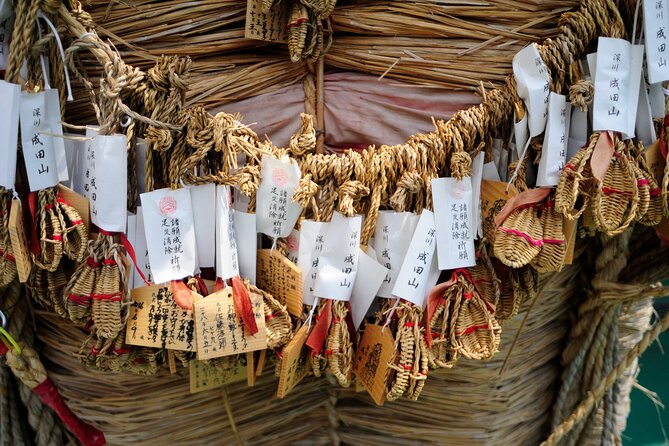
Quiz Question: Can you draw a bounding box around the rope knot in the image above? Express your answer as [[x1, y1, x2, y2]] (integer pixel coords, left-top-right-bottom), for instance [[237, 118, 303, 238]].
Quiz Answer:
[[337, 180, 369, 216], [289, 113, 317, 156]]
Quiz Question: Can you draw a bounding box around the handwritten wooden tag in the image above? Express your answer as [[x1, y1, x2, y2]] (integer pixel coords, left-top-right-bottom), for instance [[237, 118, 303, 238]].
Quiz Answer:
[[353, 324, 396, 406], [644, 141, 664, 184], [189, 357, 247, 394], [126, 285, 199, 351], [57, 184, 90, 231], [245, 0, 289, 43], [8, 199, 32, 283], [193, 288, 267, 360], [256, 249, 303, 317], [277, 324, 311, 398]]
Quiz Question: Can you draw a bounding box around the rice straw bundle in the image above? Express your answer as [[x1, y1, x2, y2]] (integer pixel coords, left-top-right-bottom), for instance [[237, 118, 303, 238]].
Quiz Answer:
[[327, 0, 580, 90]]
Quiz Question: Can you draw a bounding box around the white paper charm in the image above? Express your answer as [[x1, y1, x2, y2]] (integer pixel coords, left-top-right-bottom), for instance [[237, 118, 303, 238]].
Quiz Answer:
[[133, 206, 153, 287], [313, 212, 362, 301], [20, 91, 58, 191], [649, 82, 666, 118], [140, 188, 197, 284], [374, 211, 420, 298], [391, 209, 439, 307], [89, 134, 127, 232], [537, 93, 570, 187], [256, 154, 302, 238], [0, 80, 19, 189], [215, 185, 239, 280], [471, 152, 485, 239], [126, 213, 137, 290], [567, 107, 588, 159], [285, 229, 300, 264], [44, 89, 68, 182], [298, 220, 328, 304], [189, 183, 216, 268], [592, 37, 644, 138], [643, 0, 669, 84], [233, 210, 257, 284], [482, 162, 501, 181], [512, 43, 551, 137], [350, 250, 387, 329], [432, 177, 476, 270], [636, 82, 657, 147], [514, 113, 529, 158]]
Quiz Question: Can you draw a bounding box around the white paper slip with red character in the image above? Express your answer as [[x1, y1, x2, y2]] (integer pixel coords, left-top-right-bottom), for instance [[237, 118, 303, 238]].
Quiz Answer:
[[256, 154, 302, 239], [537, 93, 570, 187], [215, 185, 239, 280], [189, 183, 216, 268], [373, 211, 419, 298], [285, 229, 299, 264], [0, 80, 19, 189], [20, 91, 58, 191], [89, 134, 128, 232], [432, 177, 476, 271], [140, 188, 198, 284], [297, 220, 328, 304], [391, 209, 439, 307], [313, 212, 362, 301], [512, 43, 551, 137]]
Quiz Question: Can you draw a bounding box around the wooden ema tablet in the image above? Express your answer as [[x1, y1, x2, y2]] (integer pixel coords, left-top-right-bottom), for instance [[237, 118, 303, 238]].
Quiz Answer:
[[277, 324, 311, 398], [353, 324, 396, 406], [481, 180, 518, 252], [189, 357, 246, 393], [126, 285, 200, 351], [8, 199, 32, 282], [57, 184, 90, 230], [193, 288, 267, 360], [256, 249, 303, 317], [562, 216, 578, 265], [245, 0, 289, 43]]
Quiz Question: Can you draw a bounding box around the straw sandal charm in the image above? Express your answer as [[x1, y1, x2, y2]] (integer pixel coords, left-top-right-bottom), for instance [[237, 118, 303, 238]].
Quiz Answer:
[[55, 192, 89, 262], [249, 283, 293, 349], [64, 241, 103, 323], [0, 188, 17, 287], [530, 200, 567, 273], [32, 189, 65, 272], [386, 303, 426, 401]]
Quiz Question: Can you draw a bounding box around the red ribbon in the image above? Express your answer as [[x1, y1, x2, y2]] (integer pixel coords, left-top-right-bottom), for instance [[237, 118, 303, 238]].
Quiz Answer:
[[32, 378, 106, 446], [306, 299, 333, 354], [99, 230, 150, 286], [171, 280, 195, 310], [659, 115, 669, 159], [231, 276, 259, 335], [28, 192, 40, 255]]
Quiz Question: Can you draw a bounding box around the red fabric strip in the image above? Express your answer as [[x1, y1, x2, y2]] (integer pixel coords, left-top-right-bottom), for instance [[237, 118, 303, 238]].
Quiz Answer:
[[32, 378, 106, 446], [231, 276, 259, 335], [28, 192, 40, 255], [456, 324, 490, 337], [306, 299, 333, 354], [497, 227, 564, 247]]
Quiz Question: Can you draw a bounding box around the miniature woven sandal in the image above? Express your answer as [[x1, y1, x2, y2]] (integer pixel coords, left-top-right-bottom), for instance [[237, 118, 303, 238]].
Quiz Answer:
[[56, 192, 88, 262], [634, 144, 663, 226], [469, 245, 500, 307], [386, 303, 422, 401], [288, 3, 309, 62], [493, 260, 519, 322], [65, 241, 101, 323], [326, 302, 352, 387], [427, 283, 458, 369], [555, 132, 597, 219], [530, 200, 566, 273], [250, 284, 292, 349], [591, 140, 639, 236], [494, 204, 543, 268], [91, 253, 125, 340], [33, 190, 64, 272], [47, 264, 69, 318], [0, 189, 17, 287], [450, 278, 501, 361], [26, 267, 50, 309], [406, 330, 429, 400]]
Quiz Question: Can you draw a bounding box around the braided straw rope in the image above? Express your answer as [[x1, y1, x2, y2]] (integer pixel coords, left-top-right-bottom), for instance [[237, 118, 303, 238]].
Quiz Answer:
[[0, 189, 16, 288]]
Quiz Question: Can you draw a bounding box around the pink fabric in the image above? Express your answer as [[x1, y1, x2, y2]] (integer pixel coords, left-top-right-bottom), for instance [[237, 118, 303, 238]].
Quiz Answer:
[[213, 72, 480, 150]]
